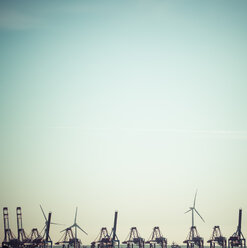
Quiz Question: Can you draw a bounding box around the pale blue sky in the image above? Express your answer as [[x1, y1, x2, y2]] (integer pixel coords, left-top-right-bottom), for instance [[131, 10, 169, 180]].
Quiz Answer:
[[0, 0, 247, 245]]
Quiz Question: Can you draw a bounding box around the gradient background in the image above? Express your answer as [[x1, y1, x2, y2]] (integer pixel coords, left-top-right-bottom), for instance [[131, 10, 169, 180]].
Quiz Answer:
[[0, 0, 247, 245]]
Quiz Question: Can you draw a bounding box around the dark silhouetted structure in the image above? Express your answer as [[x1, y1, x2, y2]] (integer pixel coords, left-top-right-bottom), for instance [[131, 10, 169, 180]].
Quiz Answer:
[[91, 211, 119, 248], [91, 228, 111, 248], [110, 211, 119, 248], [16, 207, 31, 247], [145, 227, 167, 248], [29, 228, 44, 247], [228, 209, 246, 248], [184, 191, 205, 248], [56, 207, 87, 248], [183, 226, 204, 248], [56, 227, 81, 248], [2, 207, 19, 248], [122, 227, 145, 248], [207, 226, 226, 248]]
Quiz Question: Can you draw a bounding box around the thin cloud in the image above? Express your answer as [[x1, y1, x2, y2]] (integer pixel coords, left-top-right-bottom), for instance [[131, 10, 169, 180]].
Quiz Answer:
[[46, 126, 247, 139], [121, 128, 247, 139]]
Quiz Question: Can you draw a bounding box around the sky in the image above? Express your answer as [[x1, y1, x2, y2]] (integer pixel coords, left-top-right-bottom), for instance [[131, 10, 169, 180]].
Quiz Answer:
[[0, 0, 247, 245]]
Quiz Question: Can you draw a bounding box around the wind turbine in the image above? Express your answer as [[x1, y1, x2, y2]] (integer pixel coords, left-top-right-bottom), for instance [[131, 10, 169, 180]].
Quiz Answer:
[[61, 207, 87, 244], [40, 205, 63, 239], [185, 190, 205, 227]]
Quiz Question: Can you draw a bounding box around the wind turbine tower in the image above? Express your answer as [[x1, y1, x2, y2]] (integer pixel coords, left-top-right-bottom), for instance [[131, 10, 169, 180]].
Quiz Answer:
[[56, 207, 87, 248], [183, 191, 205, 248], [40, 205, 54, 248]]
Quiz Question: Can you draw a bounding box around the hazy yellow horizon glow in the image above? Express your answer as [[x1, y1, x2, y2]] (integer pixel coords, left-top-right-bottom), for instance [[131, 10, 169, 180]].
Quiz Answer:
[[0, 0, 247, 245]]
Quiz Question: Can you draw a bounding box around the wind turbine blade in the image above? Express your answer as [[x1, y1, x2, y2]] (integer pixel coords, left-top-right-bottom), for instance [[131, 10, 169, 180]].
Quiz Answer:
[[41, 225, 46, 234], [74, 207, 78, 224], [195, 208, 205, 222], [193, 190, 198, 208], [51, 222, 64, 226], [40, 205, 48, 222], [75, 224, 88, 235], [184, 209, 192, 214]]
